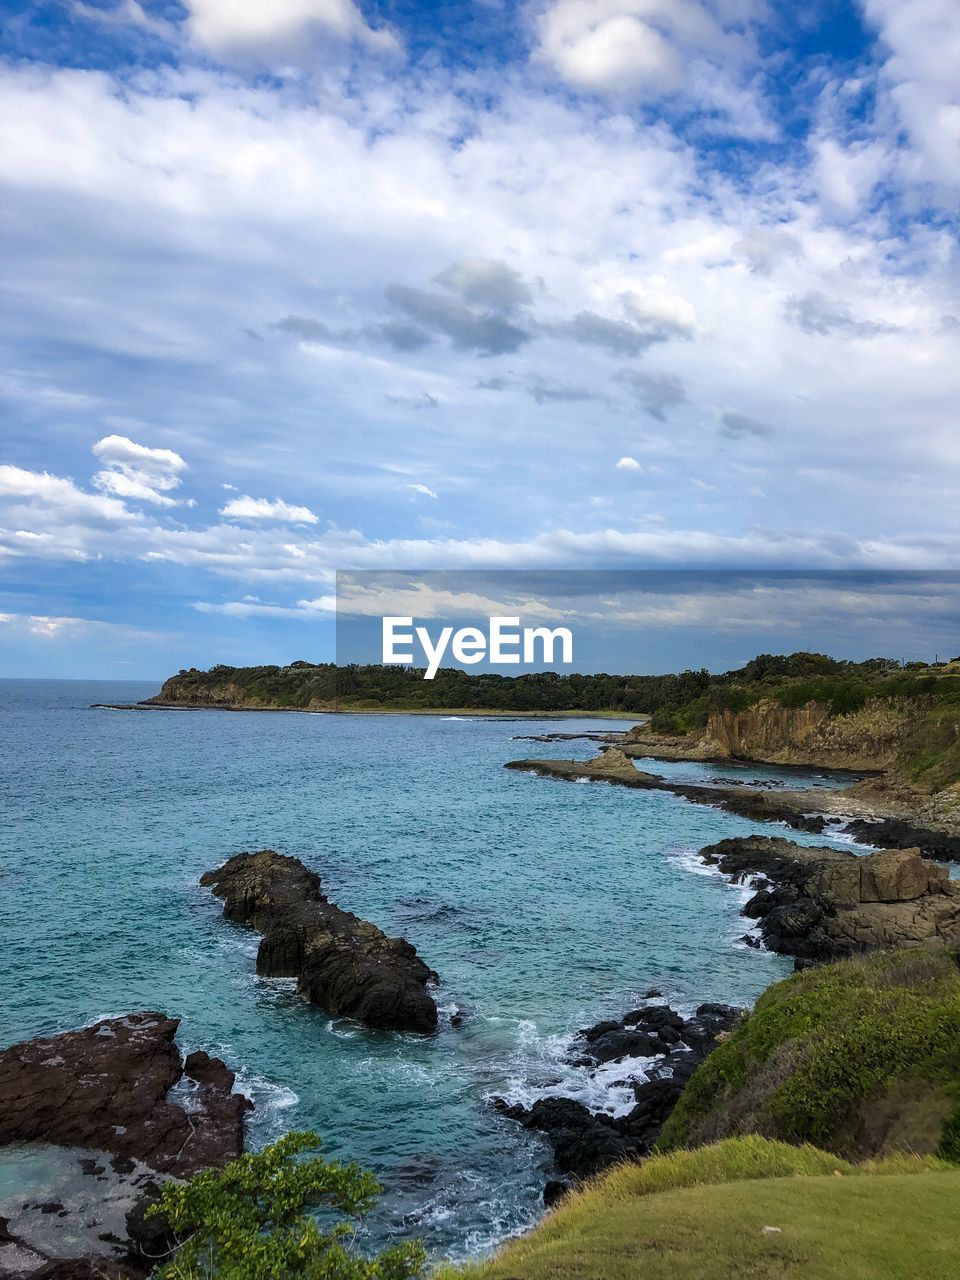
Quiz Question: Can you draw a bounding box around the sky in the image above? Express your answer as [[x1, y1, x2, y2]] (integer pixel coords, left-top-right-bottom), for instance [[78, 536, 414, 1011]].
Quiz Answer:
[[1, 0, 959, 678]]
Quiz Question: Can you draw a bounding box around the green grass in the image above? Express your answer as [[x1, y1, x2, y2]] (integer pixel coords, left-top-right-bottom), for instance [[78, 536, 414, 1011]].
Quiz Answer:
[[438, 1139, 960, 1280], [657, 948, 960, 1158]]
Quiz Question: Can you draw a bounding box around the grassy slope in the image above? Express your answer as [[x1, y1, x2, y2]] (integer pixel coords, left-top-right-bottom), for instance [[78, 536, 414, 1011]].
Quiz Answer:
[[657, 947, 960, 1159], [441, 1139, 960, 1280]]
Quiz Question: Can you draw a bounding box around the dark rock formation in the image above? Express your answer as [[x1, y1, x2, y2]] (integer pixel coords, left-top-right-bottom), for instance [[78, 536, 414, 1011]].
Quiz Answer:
[[0, 1013, 250, 1178], [201, 850, 439, 1033], [841, 817, 960, 862], [701, 836, 960, 960], [493, 1002, 741, 1184]]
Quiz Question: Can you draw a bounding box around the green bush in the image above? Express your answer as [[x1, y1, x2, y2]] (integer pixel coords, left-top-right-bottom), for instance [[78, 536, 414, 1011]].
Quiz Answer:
[[657, 949, 960, 1160], [150, 1131, 425, 1280]]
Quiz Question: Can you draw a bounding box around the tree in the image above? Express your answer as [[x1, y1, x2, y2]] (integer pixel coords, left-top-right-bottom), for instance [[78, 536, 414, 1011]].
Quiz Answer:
[[150, 1131, 426, 1280]]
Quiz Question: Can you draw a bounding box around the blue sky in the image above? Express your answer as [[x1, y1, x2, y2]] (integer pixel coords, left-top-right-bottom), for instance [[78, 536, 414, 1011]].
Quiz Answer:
[[1, 0, 958, 678]]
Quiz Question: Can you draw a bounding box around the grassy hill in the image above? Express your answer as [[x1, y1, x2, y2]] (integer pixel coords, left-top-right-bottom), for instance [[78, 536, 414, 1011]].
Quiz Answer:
[[440, 1138, 960, 1280], [657, 947, 960, 1159], [442, 950, 960, 1279]]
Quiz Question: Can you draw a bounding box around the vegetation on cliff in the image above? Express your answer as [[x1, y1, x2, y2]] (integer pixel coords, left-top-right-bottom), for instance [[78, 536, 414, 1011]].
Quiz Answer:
[[150, 651, 960, 786], [657, 947, 960, 1160], [440, 1137, 959, 1280], [151, 660, 715, 714], [644, 652, 960, 788]]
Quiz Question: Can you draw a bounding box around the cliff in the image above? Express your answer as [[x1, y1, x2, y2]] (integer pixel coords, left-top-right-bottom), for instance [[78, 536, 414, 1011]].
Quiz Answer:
[[698, 697, 912, 771]]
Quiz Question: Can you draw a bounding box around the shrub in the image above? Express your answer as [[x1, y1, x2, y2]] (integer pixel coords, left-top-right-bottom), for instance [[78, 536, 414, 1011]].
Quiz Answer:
[[150, 1131, 426, 1280]]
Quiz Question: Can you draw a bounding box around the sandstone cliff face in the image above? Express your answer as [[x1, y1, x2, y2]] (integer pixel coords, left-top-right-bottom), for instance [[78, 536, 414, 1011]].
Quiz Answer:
[[702, 698, 911, 771]]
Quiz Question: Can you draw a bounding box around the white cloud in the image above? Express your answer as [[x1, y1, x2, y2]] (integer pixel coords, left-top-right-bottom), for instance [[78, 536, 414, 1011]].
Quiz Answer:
[[810, 137, 890, 219], [184, 0, 400, 60], [616, 456, 644, 471], [0, 611, 157, 640], [531, 0, 761, 129], [92, 434, 188, 507], [1, 30, 959, 634], [219, 495, 320, 524], [193, 595, 336, 618], [407, 483, 438, 498], [0, 464, 132, 523], [863, 0, 960, 193], [535, 3, 686, 98]]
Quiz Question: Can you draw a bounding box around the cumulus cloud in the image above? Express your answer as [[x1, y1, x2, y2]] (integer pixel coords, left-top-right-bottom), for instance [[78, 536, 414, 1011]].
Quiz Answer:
[[219, 495, 319, 523], [862, 0, 960, 194], [533, 0, 714, 98], [621, 292, 697, 339], [551, 310, 664, 356], [2, 16, 960, 658], [531, 0, 761, 132], [183, 0, 400, 61], [0, 464, 132, 523], [551, 293, 695, 356], [92, 434, 188, 507]]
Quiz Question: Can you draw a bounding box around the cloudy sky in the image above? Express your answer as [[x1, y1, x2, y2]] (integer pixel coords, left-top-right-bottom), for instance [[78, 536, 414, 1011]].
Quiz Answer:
[[1, 0, 959, 677]]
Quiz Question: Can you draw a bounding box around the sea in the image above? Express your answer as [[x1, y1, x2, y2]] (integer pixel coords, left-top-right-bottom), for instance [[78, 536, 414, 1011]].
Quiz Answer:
[[0, 679, 869, 1259]]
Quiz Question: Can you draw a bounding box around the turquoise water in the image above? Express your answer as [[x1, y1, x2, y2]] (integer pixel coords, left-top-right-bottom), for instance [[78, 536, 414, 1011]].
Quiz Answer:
[[0, 680, 865, 1257]]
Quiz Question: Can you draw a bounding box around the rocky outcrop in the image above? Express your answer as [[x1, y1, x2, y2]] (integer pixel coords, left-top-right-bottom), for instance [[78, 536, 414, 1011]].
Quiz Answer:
[[0, 1013, 250, 1178], [201, 850, 439, 1033], [506, 753, 960, 856], [0, 1015, 251, 1278], [505, 749, 660, 786], [493, 1001, 741, 1193], [506, 755, 830, 833], [701, 836, 960, 960]]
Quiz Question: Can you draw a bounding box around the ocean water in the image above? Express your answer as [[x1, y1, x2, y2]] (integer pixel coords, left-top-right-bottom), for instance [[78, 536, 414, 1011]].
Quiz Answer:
[[0, 679, 865, 1258]]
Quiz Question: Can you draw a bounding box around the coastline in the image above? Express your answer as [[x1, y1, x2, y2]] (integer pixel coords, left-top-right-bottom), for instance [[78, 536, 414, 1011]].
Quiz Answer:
[[91, 701, 643, 720]]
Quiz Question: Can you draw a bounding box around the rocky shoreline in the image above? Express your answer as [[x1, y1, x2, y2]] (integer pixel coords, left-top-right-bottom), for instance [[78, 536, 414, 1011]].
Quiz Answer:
[[493, 999, 742, 1201], [0, 1014, 250, 1277], [505, 747, 960, 859], [701, 836, 960, 960], [201, 850, 440, 1033]]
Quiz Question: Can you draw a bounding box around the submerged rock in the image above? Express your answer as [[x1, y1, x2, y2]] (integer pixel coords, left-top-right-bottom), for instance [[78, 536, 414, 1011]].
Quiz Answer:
[[201, 850, 439, 1033], [0, 1013, 250, 1178], [701, 836, 960, 960]]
